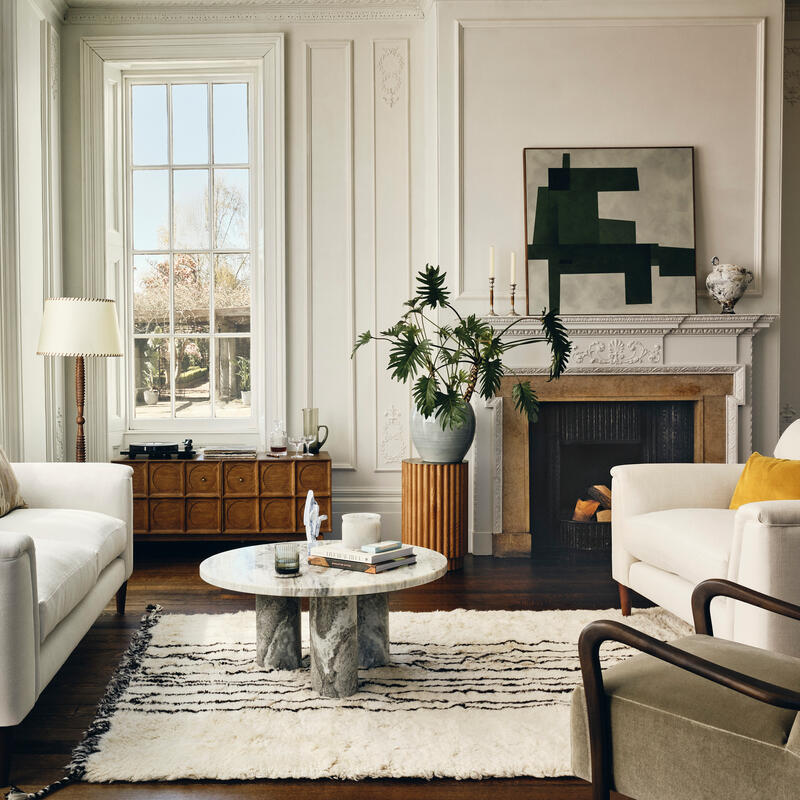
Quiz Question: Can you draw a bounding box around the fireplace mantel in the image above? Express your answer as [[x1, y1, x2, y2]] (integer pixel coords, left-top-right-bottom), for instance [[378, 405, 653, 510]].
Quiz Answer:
[[471, 313, 778, 557]]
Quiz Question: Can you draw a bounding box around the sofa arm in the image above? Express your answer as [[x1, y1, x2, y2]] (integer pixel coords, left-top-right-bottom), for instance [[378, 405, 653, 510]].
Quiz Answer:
[[727, 500, 800, 657], [12, 463, 134, 579], [0, 532, 39, 726], [611, 463, 744, 586]]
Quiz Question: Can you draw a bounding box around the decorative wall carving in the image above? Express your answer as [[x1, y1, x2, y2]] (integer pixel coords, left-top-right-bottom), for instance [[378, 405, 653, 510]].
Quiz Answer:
[[379, 405, 407, 464], [572, 338, 662, 365], [376, 46, 404, 107]]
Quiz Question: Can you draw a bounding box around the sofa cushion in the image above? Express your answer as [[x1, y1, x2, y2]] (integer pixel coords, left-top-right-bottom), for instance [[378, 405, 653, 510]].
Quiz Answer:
[[571, 635, 800, 800], [729, 452, 800, 509], [0, 508, 127, 641], [624, 508, 736, 585]]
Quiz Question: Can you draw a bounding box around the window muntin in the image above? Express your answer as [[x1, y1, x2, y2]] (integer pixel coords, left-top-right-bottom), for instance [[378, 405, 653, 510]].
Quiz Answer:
[[127, 78, 253, 422]]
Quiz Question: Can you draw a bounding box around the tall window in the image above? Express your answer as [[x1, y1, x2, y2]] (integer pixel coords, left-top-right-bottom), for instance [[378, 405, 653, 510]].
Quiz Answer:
[[127, 78, 253, 421]]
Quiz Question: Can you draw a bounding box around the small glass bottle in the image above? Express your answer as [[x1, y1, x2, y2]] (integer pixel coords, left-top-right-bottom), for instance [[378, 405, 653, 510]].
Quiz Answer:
[[269, 419, 287, 454]]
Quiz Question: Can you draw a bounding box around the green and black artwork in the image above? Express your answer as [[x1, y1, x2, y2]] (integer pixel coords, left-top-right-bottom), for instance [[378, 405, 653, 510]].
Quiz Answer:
[[524, 147, 697, 314]]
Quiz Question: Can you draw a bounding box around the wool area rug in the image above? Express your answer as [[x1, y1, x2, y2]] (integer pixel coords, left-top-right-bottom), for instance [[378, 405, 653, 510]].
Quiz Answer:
[[67, 606, 689, 784]]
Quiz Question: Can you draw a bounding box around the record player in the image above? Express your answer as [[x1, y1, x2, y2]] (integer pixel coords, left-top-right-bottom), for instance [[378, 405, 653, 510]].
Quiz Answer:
[[120, 439, 195, 459]]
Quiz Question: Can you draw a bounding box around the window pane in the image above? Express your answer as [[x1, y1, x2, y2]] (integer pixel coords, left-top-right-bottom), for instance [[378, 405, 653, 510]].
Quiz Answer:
[[214, 254, 250, 332], [174, 254, 210, 334], [132, 170, 169, 250], [134, 337, 171, 418], [132, 85, 167, 165], [175, 338, 211, 418], [173, 169, 209, 249], [133, 255, 170, 334], [212, 83, 248, 164], [215, 337, 250, 418], [214, 169, 249, 248], [172, 84, 208, 165]]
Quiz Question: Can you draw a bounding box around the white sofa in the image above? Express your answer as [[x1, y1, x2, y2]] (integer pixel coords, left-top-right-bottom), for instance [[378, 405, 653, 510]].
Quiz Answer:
[[612, 420, 800, 658], [0, 462, 133, 783]]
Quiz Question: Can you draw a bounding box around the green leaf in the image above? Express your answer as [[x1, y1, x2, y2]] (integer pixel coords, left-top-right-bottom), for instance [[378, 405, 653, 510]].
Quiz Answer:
[[387, 333, 429, 383], [379, 321, 406, 338], [478, 357, 504, 400], [351, 330, 373, 357], [541, 308, 572, 380], [511, 380, 540, 422], [415, 264, 450, 308], [413, 375, 438, 417], [434, 387, 469, 430]]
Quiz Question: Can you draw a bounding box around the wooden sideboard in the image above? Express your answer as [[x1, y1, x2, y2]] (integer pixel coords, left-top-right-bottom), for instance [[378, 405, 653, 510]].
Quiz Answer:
[[113, 453, 332, 541]]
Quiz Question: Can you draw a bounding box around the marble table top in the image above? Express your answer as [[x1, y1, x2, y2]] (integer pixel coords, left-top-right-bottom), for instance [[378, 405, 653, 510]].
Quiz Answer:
[[199, 543, 448, 598]]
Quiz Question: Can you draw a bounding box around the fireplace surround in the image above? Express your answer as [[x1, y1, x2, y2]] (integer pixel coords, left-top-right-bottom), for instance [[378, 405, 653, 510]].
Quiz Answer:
[[474, 313, 777, 557]]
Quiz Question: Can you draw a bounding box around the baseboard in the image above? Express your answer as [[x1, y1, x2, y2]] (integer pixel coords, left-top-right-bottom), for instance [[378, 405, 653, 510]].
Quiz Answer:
[[471, 530, 493, 556], [492, 532, 532, 558]]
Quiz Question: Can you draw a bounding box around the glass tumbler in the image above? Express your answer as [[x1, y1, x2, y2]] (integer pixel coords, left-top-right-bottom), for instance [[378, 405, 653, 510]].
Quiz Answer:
[[274, 542, 300, 575]]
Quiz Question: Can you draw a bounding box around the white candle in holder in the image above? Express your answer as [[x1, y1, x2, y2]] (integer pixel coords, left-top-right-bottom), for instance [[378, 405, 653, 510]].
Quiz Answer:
[[510, 251, 517, 284], [489, 245, 495, 278], [341, 512, 381, 549]]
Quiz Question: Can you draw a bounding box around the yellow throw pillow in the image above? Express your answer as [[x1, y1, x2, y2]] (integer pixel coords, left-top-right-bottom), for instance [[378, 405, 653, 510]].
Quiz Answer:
[[0, 446, 25, 517], [729, 452, 800, 510]]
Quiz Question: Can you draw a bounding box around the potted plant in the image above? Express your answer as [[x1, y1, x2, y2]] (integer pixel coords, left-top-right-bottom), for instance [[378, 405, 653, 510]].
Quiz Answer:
[[142, 362, 159, 405], [236, 356, 251, 405], [352, 265, 571, 463]]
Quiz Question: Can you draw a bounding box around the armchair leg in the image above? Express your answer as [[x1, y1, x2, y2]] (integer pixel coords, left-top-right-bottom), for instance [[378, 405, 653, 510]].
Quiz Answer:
[[116, 581, 128, 615], [1, 725, 13, 787], [618, 583, 631, 617]]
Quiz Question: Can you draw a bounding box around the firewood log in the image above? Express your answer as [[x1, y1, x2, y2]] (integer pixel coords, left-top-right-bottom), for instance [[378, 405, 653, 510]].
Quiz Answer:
[[587, 484, 612, 509], [572, 498, 600, 522], [596, 509, 612, 523]]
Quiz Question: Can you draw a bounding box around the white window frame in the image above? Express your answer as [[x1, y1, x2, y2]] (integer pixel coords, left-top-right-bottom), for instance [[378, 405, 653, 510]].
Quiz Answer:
[[124, 68, 258, 431], [79, 34, 285, 457]]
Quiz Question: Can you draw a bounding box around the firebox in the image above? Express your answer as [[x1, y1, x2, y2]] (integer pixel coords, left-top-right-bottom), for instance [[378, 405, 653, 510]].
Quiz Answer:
[[529, 401, 694, 553]]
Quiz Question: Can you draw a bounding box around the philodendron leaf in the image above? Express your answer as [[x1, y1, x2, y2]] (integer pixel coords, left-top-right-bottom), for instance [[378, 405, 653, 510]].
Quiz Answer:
[[511, 380, 540, 422], [415, 264, 450, 308], [541, 308, 572, 380], [388, 334, 429, 383], [413, 375, 438, 417], [351, 330, 373, 357], [478, 357, 504, 400], [434, 387, 468, 430]]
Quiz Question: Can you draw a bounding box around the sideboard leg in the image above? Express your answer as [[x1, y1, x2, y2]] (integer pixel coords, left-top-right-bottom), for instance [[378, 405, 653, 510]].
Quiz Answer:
[[116, 581, 128, 615], [255, 595, 302, 670], [358, 593, 390, 668], [310, 596, 358, 697]]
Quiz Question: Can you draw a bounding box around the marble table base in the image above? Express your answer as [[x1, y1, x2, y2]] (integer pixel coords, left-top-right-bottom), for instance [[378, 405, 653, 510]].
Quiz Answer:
[[255, 595, 302, 670], [310, 596, 358, 697], [357, 593, 389, 668]]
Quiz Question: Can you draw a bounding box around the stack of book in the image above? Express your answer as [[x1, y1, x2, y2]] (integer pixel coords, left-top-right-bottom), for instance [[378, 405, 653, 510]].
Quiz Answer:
[[308, 540, 415, 574], [201, 446, 258, 460]]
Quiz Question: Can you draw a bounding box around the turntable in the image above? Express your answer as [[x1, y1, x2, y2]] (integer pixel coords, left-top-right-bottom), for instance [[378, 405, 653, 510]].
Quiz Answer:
[[120, 439, 195, 459]]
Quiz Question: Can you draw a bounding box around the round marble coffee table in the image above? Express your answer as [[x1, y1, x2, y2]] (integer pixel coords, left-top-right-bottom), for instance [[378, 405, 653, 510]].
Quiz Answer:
[[199, 543, 447, 698]]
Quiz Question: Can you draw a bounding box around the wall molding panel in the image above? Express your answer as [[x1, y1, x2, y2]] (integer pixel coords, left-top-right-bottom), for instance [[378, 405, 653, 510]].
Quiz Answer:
[[373, 38, 411, 472], [305, 40, 357, 471]]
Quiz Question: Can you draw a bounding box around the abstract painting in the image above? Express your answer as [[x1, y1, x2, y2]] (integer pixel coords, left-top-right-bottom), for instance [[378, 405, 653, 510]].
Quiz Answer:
[[524, 147, 696, 314]]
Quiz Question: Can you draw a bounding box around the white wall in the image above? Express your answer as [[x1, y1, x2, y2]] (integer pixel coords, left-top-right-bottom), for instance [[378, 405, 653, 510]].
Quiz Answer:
[[0, 0, 64, 463], [48, 0, 786, 546], [59, 12, 424, 537]]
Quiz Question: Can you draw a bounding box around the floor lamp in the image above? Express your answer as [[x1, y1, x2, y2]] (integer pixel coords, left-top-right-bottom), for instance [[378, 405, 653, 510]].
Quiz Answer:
[[37, 298, 123, 462]]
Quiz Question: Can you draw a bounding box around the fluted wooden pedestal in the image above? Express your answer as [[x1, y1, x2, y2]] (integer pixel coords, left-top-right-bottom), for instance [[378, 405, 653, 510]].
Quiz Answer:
[[401, 459, 468, 571]]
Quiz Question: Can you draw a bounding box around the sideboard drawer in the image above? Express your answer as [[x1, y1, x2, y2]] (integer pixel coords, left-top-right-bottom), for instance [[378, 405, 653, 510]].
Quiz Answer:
[[296, 460, 331, 496], [260, 498, 295, 532], [186, 499, 221, 533], [223, 498, 258, 532], [259, 461, 294, 496], [223, 462, 257, 496], [149, 498, 184, 533], [186, 462, 220, 496], [149, 462, 184, 497], [133, 498, 148, 532], [130, 462, 148, 496]]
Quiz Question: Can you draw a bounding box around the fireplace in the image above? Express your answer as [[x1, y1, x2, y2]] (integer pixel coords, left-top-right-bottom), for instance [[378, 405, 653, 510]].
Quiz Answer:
[[529, 401, 694, 553]]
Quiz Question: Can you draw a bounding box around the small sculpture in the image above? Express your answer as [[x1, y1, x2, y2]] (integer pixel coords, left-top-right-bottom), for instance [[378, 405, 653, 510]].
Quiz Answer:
[[706, 256, 754, 314], [303, 490, 327, 554]]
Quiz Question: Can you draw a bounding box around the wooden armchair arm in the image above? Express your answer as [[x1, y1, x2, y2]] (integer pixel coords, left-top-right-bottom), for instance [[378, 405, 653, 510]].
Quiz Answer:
[[692, 578, 800, 637], [577, 619, 800, 800]]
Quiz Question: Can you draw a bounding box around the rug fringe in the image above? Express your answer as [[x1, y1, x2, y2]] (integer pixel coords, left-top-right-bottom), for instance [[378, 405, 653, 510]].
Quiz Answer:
[[5, 603, 164, 800]]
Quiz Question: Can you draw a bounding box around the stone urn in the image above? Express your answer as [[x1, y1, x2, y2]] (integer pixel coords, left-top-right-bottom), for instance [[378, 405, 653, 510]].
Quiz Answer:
[[705, 256, 753, 314], [143, 389, 158, 405], [410, 403, 475, 463]]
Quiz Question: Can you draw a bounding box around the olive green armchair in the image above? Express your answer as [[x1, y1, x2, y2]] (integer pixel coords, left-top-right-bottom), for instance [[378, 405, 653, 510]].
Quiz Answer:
[[571, 579, 800, 800]]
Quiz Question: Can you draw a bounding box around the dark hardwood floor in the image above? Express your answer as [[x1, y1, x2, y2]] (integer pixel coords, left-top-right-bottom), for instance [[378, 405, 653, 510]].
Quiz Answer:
[[7, 545, 645, 799]]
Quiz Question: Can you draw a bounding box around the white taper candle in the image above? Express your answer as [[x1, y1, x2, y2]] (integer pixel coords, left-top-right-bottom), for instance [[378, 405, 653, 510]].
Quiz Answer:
[[510, 251, 516, 285], [489, 245, 495, 279]]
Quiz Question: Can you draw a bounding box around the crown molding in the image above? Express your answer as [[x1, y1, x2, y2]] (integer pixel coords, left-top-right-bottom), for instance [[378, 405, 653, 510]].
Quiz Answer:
[[65, 0, 425, 24]]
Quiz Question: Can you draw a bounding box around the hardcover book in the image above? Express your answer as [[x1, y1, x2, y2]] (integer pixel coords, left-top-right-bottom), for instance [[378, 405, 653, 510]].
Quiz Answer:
[[309, 543, 414, 565], [308, 555, 417, 574]]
